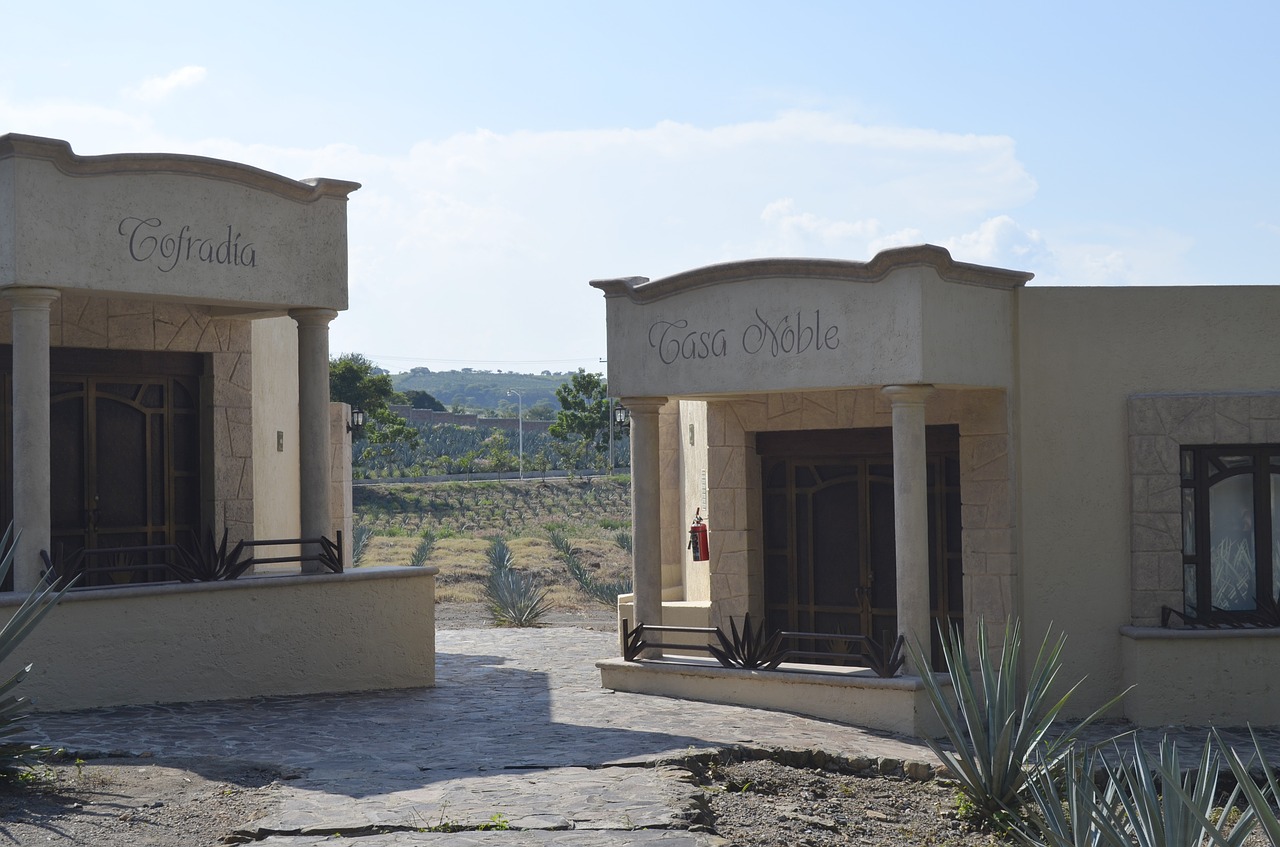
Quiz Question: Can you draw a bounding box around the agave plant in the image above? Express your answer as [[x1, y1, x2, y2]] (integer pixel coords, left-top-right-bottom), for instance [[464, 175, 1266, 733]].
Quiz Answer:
[[1107, 734, 1255, 847], [1217, 727, 1280, 846], [907, 618, 1125, 825], [709, 613, 784, 669], [408, 531, 436, 567], [172, 529, 252, 582], [585, 577, 631, 607], [484, 568, 553, 627], [1019, 733, 1257, 847], [0, 524, 76, 778], [864, 632, 906, 679], [351, 524, 374, 566], [486, 537, 515, 572], [1016, 745, 1123, 847]]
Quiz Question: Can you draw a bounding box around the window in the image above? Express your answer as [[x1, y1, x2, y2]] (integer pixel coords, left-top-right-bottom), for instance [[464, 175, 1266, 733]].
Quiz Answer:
[[1177, 445, 1280, 625]]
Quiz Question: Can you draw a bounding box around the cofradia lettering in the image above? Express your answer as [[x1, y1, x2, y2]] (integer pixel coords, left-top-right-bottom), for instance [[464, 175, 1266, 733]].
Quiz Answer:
[[648, 320, 729, 364], [741, 308, 839, 357], [118, 217, 257, 273]]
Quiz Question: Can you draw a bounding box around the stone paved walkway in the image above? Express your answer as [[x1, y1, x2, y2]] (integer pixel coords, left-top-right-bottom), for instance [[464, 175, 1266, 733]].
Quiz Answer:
[[22, 627, 1280, 846]]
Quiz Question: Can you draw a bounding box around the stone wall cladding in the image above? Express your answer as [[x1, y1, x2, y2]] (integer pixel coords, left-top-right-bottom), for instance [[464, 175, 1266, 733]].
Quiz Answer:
[[705, 387, 1015, 651], [1127, 392, 1280, 626], [0, 295, 253, 541]]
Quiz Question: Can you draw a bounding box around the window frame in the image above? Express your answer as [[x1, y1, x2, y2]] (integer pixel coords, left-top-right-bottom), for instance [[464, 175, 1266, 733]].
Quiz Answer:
[[1179, 444, 1280, 625]]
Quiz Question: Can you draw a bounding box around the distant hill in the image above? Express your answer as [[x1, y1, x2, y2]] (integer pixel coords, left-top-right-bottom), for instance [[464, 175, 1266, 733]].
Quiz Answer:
[[390, 368, 594, 413]]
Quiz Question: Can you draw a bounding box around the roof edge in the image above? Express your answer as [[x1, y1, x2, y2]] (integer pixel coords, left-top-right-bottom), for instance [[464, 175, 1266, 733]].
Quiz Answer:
[[0, 134, 361, 203], [589, 244, 1034, 304]]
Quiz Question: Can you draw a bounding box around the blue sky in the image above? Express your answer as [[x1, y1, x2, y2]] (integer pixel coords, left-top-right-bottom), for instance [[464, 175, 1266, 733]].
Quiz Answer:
[[2, 1, 1277, 372]]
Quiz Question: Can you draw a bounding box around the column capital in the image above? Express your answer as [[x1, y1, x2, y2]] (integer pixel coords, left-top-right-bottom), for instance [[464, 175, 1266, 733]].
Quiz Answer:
[[289, 308, 339, 327], [619, 396, 668, 415], [881, 384, 935, 406], [0, 286, 60, 310]]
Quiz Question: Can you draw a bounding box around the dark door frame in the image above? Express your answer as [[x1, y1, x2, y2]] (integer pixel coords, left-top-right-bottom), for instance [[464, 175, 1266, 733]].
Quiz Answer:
[[0, 346, 206, 587], [757, 425, 963, 668]]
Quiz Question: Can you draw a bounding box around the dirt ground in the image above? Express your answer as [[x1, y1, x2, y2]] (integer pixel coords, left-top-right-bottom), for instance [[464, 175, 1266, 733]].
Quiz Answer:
[[0, 756, 283, 846], [0, 605, 1134, 847]]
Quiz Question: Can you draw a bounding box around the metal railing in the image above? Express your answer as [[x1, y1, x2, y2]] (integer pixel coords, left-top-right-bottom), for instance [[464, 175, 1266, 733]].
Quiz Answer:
[[621, 617, 906, 678], [41, 531, 345, 590], [241, 533, 344, 575]]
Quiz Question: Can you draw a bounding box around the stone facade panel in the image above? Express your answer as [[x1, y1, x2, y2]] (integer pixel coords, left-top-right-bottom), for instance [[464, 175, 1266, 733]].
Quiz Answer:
[[1127, 392, 1280, 625], [800, 392, 838, 428]]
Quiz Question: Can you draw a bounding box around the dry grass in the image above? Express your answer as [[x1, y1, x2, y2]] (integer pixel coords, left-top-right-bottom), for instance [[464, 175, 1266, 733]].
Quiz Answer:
[[355, 478, 633, 613]]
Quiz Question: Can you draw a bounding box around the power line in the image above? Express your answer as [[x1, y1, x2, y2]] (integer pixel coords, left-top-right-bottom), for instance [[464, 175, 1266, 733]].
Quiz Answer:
[[364, 353, 603, 366]]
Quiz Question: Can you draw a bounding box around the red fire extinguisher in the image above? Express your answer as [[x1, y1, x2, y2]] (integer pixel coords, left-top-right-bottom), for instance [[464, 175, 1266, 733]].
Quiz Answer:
[[688, 508, 709, 562]]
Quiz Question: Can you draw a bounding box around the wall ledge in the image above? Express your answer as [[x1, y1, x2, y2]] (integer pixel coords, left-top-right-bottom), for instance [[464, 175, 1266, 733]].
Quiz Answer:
[[0, 565, 438, 608], [1120, 625, 1280, 641]]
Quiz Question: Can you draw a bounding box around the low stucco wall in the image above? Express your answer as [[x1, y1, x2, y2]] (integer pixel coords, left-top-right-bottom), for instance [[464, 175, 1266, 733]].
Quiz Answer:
[[1120, 627, 1280, 726], [0, 566, 435, 712], [598, 657, 952, 738]]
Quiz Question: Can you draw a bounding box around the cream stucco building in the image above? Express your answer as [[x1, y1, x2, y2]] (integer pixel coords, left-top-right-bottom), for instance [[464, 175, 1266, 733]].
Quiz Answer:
[[0, 135, 434, 710], [595, 245, 1280, 733]]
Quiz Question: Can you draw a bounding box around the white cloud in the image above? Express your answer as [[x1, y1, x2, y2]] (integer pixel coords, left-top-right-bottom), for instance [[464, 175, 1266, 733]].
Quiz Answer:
[[125, 66, 208, 103], [868, 228, 925, 255], [942, 215, 1050, 270], [759, 199, 880, 253], [0, 103, 1083, 363], [1047, 230, 1196, 286]]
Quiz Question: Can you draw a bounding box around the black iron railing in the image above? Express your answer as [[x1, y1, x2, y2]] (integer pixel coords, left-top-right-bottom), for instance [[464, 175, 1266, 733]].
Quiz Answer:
[[1161, 597, 1280, 629], [622, 615, 906, 678], [41, 530, 345, 589], [242, 533, 344, 575]]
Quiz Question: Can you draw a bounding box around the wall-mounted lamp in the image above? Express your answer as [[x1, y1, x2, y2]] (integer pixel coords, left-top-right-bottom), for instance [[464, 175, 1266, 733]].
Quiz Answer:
[[347, 408, 366, 434], [614, 405, 630, 426]]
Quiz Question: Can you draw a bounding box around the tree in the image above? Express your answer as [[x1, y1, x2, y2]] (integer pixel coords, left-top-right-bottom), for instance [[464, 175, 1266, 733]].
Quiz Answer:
[[329, 353, 417, 461], [525, 399, 557, 421], [404, 389, 445, 411], [549, 369, 609, 467], [330, 353, 400, 413]]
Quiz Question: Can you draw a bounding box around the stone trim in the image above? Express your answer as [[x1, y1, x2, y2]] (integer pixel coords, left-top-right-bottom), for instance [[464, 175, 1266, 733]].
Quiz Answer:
[[1127, 392, 1280, 625], [0, 133, 360, 203], [589, 244, 1034, 303]]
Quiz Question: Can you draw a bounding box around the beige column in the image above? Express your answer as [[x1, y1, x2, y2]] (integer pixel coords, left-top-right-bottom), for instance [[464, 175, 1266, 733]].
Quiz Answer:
[[291, 308, 338, 572], [2, 288, 59, 591], [882, 384, 934, 674], [624, 397, 667, 649]]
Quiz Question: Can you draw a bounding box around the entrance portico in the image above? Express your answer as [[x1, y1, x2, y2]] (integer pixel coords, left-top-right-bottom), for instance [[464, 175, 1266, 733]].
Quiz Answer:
[[0, 134, 358, 586], [0, 134, 436, 712], [593, 247, 1029, 735]]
